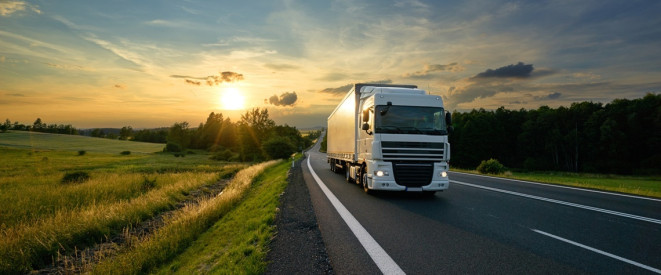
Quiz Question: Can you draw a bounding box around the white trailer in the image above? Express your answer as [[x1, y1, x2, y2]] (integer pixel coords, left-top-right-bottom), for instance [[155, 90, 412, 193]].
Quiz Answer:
[[327, 83, 452, 195]]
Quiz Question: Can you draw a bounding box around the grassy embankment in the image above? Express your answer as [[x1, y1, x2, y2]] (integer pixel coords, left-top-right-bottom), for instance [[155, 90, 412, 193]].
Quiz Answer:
[[0, 131, 246, 273], [94, 158, 292, 274], [451, 168, 661, 198]]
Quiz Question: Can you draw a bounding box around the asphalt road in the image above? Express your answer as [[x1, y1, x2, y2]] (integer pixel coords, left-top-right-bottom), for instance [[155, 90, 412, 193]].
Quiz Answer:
[[303, 139, 661, 274]]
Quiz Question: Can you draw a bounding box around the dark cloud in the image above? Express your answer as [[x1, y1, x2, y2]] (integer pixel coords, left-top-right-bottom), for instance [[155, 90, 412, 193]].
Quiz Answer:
[[171, 71, 244, 86], [474, 62, 534, 78], [402, 62, 464, 78], [267, 91, 298, 106], [535, 92, 562, 100], [319, 80, 392, 95]]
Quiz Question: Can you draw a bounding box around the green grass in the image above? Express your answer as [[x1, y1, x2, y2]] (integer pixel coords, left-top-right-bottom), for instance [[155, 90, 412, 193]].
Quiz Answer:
[[452, 168, 661, 198], [0, 130, 164, 154], [91, 160, 284, 274], [154, 158, 292, 274], [0, 132, 246, 273]]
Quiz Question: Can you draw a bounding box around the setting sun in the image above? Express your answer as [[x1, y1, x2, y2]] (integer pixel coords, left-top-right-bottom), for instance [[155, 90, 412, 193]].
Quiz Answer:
[[220, 87, 245, 110]]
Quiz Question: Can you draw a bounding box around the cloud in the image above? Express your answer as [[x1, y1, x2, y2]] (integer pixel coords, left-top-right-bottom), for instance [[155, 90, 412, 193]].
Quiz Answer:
[[114, 84, 126, 89], [184, 79, 201, 86], [445, 62, 560, 110], [45, 62, 90, 71], [319, 79, 392, 95], [317, 72, 350, 82], [267, 91, 298, 107], [172, 71, 244, 86], [402, 62, 464, 78], [540, 92, 561, 100], [474, 62, 534, 78], [0, 1, 41, 16], [264, 63, 299, 71]]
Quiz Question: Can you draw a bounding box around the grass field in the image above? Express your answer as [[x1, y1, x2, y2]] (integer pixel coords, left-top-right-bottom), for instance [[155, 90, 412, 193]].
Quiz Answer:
[[452, 168, 661, 198], [0, 131, 252, 273], [0, 130, 164, 154]]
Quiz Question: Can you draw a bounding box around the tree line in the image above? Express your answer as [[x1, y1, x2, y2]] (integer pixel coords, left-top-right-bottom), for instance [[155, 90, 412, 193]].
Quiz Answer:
[[0, 118, 78, 135], [162, 108, 319, 161], [448, 93, 661, 175]]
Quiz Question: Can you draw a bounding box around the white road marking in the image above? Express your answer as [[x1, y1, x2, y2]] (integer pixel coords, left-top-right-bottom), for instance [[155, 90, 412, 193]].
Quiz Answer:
[[307, 155, 405, 275], [452, 180, 661, 225], [532, 229, 661, 274], [451, 171, 661, 202]]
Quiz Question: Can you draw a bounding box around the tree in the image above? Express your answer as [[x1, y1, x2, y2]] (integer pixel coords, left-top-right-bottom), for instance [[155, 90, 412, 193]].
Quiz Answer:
[[119, 126, 133, 140], [0, 119, 10, 133], [167, 122, 191, 151], [33, 118, 44, 131]]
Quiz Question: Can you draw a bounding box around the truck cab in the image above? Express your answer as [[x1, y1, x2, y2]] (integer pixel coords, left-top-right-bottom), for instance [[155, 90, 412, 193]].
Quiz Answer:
[[327, 84, 451, 195]]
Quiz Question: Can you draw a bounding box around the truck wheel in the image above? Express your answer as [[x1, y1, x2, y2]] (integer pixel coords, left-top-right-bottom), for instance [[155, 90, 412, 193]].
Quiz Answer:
[[362, 172, 372, 194]]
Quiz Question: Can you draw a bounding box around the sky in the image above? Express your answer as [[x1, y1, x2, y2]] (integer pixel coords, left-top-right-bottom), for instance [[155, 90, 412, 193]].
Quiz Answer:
[[1, 0, 660, 129]]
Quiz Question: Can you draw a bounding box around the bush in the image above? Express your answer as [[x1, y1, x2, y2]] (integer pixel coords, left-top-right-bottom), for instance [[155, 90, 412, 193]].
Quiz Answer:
[[477, 159, 506, 175], [210, 149, 236, 161], [120, 151, 131, 155], [61, 171, 91, 184], [164, 142, 182, 152], [262, 136, 296, 159], [78, 150, 86, 156]]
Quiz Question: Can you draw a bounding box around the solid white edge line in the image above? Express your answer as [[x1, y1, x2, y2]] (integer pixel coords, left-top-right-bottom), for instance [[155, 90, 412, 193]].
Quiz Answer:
[[307, 155, 405, 275], [451, 180, 661, 225], [450, 171, 661, 202], [532, 229, 661, 274]]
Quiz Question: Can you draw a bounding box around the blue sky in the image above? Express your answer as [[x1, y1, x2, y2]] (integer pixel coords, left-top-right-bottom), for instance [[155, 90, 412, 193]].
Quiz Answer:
[[1, 0, 660, 128]]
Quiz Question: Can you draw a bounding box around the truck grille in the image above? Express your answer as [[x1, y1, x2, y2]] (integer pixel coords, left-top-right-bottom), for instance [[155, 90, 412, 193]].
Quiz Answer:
[[381, 141, 446, 161], [392, 163, 433, 187]]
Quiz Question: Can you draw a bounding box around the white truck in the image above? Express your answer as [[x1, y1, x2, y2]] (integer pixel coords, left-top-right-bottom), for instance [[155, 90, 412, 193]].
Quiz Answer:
[[327, 83, 452, 195]]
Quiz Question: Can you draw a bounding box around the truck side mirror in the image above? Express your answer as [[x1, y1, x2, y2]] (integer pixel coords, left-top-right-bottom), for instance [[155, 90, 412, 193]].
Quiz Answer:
[[445, 111, 452, 126], [362, 110, 369, 122]]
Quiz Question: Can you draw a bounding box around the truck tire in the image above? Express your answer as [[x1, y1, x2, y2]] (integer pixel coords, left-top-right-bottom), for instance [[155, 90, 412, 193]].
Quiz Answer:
[[345, 165, 353, 183], [362, 172, 372, 194]]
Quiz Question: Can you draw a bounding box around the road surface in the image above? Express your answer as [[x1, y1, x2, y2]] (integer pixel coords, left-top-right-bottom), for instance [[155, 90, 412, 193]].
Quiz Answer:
[[302, 138, 661, 274]]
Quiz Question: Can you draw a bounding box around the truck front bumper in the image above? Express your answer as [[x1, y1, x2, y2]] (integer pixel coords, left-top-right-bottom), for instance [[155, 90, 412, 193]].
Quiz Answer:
[[365, 161, 450, 191]]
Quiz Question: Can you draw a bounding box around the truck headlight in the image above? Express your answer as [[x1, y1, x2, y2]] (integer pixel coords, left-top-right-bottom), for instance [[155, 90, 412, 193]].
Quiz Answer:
[[440, 171, 447, 178], [375, 171, 389, 177]]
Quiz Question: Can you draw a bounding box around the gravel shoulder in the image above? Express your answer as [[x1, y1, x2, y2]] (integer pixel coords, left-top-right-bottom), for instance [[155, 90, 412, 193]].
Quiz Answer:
[[266, 156, 333, 274]]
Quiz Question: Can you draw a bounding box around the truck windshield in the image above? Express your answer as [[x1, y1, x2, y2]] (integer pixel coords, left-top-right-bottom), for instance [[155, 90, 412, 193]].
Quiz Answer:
[[375, 105, 447, 135]]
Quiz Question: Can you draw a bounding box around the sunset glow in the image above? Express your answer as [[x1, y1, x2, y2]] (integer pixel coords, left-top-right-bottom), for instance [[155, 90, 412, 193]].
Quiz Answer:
[[220, 87, 245, 110], [0, 1, 659, 128]]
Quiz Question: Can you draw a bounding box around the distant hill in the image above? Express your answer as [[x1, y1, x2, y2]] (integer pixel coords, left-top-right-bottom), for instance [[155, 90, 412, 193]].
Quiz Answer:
[[0, 131, 164, 154]]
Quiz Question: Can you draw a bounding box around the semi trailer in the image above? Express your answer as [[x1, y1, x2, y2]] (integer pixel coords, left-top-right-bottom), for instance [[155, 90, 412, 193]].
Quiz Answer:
[[327, 83, 452, 195]]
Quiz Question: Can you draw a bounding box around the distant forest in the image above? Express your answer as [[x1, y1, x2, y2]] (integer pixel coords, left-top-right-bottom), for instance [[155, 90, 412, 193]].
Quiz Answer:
[[3, 94, 659, 173], [449, 93, 661, 175]]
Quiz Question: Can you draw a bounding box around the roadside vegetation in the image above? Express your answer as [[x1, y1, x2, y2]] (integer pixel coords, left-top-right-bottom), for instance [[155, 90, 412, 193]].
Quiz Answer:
[[454, 167, 661, 198], [0, 139, 245, 273], [449, 94, 661, 175], [92, 159, 283, 274]]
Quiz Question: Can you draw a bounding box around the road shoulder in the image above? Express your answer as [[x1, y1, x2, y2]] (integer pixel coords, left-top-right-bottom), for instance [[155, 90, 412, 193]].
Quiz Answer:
[[265, 157, 333, 274]]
